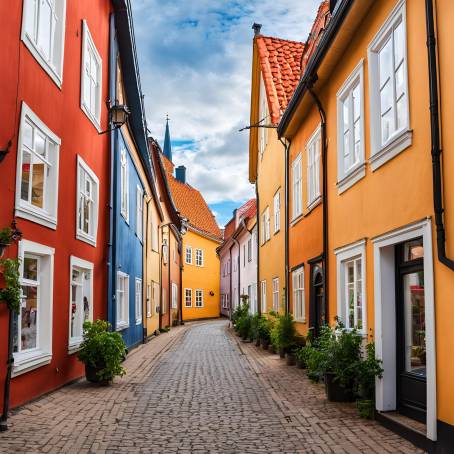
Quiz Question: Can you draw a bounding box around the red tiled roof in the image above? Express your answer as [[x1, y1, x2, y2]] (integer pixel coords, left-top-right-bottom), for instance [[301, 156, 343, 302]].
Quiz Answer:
[[239, 199, 256, 222], [222, 199, 257, 241], [161, 154, 222, 240], [256, 36, 305, 124]]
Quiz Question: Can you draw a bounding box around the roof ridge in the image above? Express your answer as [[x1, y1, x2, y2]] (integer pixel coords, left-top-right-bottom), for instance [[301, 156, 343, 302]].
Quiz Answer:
[[257, 35, 305, 45]]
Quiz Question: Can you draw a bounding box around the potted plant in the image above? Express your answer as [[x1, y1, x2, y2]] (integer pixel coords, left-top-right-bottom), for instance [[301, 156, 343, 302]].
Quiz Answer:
[[0, 228, 13, 258], [78, 320, 127, 385], [275, 312, 296, 358], [295, 345, 309, 369], [250, 313, 260, 345], [257, 316, 271, 350]]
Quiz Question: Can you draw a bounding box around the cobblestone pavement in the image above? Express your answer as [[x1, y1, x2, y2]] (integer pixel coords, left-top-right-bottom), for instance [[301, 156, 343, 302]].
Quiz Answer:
[[0, 320, 423, 454]]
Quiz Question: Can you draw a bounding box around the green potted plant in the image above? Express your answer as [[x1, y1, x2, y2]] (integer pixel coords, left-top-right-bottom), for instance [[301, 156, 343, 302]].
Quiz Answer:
[[295, 345, 309, 369], [78, 320, 127, 385], [257, 316, 271, 349], [275, 313, 296, 358], [0, 228, 13, 258], [250, 314, 260, 346]]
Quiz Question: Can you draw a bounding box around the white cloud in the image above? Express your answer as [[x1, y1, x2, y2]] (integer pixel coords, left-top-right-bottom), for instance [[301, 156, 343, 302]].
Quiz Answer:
[[132, 0, 321, 205]]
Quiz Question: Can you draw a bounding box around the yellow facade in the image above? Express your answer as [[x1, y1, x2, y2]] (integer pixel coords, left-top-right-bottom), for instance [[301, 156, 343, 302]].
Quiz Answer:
[[181, 229, 221, 320]]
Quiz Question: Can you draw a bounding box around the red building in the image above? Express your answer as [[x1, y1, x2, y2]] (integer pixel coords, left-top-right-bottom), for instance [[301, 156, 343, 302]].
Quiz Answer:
[[0, 1, 112, 410]]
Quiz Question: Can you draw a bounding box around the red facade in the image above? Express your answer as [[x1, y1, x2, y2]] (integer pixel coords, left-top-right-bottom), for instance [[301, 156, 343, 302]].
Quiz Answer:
[[0, 1, 112, 409]]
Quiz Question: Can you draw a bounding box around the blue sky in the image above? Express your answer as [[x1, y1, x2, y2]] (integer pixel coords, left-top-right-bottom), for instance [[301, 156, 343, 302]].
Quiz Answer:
[[131, 0, 321, 227]]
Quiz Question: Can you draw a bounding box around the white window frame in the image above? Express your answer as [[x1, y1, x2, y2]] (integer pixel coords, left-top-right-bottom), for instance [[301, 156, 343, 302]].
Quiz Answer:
[[135, 278, 142, 325], [195, 289, 203, 308], [116, 271, 130, 330], [292, 266, 305, 322], [273, 190, 280, 233], [15, 102, 61, 230], [185, 288, 192, 307], [368, 0, 412, 171], [258, 74, 269, 159], [185, 245, 193, 265], [195, 248, 204, 267], [335, 239, 366, 334], [292, 153, 303, 220], [68, 256, 94, 352], [171, 282, 178, 309], [261, 280, 267, 313], [80, 20, 102, 131], [146, 284, 152, 318], [120, 148, 129, 222], [247, 237, 252, 262], [76, 156, 99, 246], [161, 287, 167, 314], [153, 282, 159, 315], [336, 60, 366, 194], [21, 0, 67, 87], [306, 125, 321, 210], [264, 207, 270, 241], [272, 277, 279, 312], [14, 239, 55, 376], [136, 185, 144, 241]]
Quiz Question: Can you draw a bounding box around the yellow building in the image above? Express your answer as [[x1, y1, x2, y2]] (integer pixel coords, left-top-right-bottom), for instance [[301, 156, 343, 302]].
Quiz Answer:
[[248, 25, 305, 315], [159, 124, 222, 321], [278, 0, 454, 449]]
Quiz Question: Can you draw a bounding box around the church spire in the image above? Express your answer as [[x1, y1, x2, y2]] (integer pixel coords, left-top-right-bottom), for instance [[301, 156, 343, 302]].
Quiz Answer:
[[163, 115, 172, 162]]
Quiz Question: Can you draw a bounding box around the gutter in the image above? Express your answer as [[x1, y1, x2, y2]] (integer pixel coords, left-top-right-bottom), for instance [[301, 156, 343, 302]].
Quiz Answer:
[[425, 0, 454, 270], [280, 138, 290, 315]]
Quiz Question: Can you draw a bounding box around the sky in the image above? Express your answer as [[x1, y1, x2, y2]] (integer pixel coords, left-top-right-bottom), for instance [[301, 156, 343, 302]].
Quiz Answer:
[[131, 0, 322, 227]]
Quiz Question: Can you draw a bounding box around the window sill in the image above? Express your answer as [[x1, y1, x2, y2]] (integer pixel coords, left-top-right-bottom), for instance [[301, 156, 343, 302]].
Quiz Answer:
[[15, 205, 57, 230], [21, 34, 63, 89], [81, 103, 102, 133], [370, 129, 413, 172], [76, 230, 97, 247], [116, 322, 129, 332], [68, 341, 82, 355], [337, 162, 366, 194], [307, 196, 322, 214], [273, 228, 280, 236], [12, 351, 52, 377], [290, 213, 304, 227], [294, 318, 306, 324]]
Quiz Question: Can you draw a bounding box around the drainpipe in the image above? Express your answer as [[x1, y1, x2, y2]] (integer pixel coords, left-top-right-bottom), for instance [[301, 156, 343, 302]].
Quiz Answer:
[[425, 0, 454, 270], [158, 233, 163, 331], [229, 244, 233, 322], [168, 233, 171, 328], [179, 240, 183, 325], [307, 84, 329, 321], [0, 310, 14, 431], [255, 180, 261, 316], [232, 237, 240, 316], [279, 137, 291, 315]]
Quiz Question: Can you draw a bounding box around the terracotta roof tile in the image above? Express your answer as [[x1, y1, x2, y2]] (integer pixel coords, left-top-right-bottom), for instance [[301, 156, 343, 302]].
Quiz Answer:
[[161, 154, 222, 240], [256, 36, 305, 124]]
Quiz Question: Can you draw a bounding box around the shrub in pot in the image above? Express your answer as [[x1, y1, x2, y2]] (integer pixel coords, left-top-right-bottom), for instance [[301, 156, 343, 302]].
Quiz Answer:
[[250, 313, 260, 344], [78, 320, 127, 385], [295, 345, 310, 369], [257, 316, 271, 349], [0, 228, 13, 258]]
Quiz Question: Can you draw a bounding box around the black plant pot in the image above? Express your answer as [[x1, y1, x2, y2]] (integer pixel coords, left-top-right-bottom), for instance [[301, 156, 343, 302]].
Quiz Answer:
[[85, 364, 111, 386], [286, 353, 296, 366], [324, 372, 354, 402], [262, 339, 270, 350], [296, 358, 306, 369], [279, 347, 286, 359]]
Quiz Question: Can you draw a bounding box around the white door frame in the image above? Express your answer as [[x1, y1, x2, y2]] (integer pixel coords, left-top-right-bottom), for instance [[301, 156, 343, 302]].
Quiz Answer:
[[373, 218, 436, 441]]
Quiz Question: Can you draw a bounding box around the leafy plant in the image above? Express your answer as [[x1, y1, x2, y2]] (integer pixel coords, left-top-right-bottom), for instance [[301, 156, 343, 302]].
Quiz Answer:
[[295, 345, 310, 364], [257, 316, 271, 342], [0, 258, 21, 313], [232, 301, 249, 327], [78, 320, 127, 382], [250, 313, 260, 341], [355, 343, 383, 399], [271, 312, 296, 352], [0, 228, 13, 246]]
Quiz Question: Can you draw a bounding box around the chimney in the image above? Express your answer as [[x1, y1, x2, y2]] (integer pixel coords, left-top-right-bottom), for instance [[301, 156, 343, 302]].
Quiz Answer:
[[175, 165, 186, 184], [252, 23, 262, 36]]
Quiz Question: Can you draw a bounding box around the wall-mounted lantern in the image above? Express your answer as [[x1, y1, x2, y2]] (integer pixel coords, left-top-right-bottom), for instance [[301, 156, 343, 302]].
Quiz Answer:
[[99, 100, 130, 135]]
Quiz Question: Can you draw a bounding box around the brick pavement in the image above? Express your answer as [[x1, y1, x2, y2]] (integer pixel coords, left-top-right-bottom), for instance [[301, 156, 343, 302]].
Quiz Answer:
[[0, 320, 423, 453]]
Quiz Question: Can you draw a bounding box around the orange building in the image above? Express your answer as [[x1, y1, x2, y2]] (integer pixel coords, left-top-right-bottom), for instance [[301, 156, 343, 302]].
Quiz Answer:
[[279, 0, 454, 449]]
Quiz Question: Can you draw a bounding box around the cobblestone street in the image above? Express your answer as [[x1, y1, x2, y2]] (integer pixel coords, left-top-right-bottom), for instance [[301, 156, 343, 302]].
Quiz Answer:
[[0, 321, 422, 453]]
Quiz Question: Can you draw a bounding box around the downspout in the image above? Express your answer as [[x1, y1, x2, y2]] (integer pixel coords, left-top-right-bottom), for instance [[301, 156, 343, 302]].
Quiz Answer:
[[158, 234, 162, 331], [426, 0, 454, 270], [307, 84, 329, 320], [179, 243, 183, 325], [143, 198, 149, 341], [232, 237, 240, 315], [279, 137, 291, 315], [168, 232, 171, 327], [229, 244, 233, 323], [255, 180, 261, 316]]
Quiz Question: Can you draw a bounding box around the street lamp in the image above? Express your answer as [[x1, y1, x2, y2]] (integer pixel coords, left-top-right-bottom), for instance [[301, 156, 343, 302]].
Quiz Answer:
[[99, 100, 130, 135]]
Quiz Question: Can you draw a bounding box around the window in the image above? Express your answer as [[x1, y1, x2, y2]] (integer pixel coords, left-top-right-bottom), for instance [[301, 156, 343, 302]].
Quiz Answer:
[[292, 154, 303, 219], [136, 186, 144, 241], [185, 246, 192, 264], [69, 256, 93, 350], [21, 0, 66, 86], [258, 75, 269, 158], [195, 289, 203, 307], [273, 190, 280, 233], [368, 0, 411, 170], [116, 271, 129, 330], [16, 102, 61, 229], [261, 280, 267, 313], [272, 278, 279, 312], [292, 267, 305, 322], [247, 237, 252, 262], [76, 156, 99, 246], [152, 282, 159, 314], [195, 249, 204, 267], [171, 283, 178, 309], [80, 20, 102, 130], [120, 148, 129, 221], [135, 278, 142, 325], [307, 126, 321, 209], [146, 284, 152, 318], [335, 240, 366, 333], [14, 240, 54, 375], [336, 60, 365, 192], [162, 239, 168, 265], [261, 207, 270, 244], [185, 288, 192, 307], [161, 287, 167, 314]]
